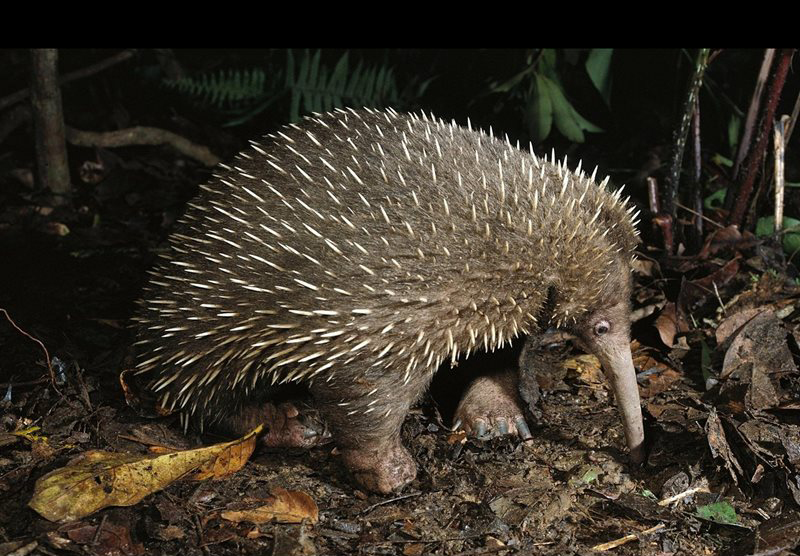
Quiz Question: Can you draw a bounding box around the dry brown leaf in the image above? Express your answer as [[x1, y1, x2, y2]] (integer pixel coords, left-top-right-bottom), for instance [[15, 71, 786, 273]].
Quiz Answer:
[[220, 488, 319, 524], [563, 354, 604, 384], [633, 349, 682, 399], [715, 308, 767, 346], [655, 302, 679, 347], [28, 425, 262, 522]]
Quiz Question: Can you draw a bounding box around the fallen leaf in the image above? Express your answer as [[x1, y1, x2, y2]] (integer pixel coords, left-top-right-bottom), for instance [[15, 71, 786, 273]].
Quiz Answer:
[[29, 425, 261, 522], [63, 521, 144, 555], [221, 488, 318, 524], [705, 408, 742, 484], [655, 302, 679, 347], [715, 308, 767, 346], [563, 354, 603, 385], [633, 350, 682, 398]]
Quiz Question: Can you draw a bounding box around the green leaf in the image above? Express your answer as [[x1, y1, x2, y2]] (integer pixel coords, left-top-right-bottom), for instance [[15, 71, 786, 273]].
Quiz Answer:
[[640, 489, 657, 500], [586, 49, 613, 105], [696, 501, 738, 525], [711, 153, 733, 168], [539, 49, 558, 77], [704, 188, 727, 210], [541, 75, 602, 143], [529, 73, 553, 142], [580, 467, 600, 484], [541, 75, 584, 142], [756, 216, 800, 255]]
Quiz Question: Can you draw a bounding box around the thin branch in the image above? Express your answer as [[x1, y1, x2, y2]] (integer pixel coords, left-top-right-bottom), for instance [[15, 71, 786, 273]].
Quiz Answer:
[[0, 49, 137, 112], [675, 201, 725, 229], [65, 126, 220, 167], [0, 308, 58, 394], [774, 115, 788, 232], [733, 49, 775, 180], [592, 524, 666, 551]]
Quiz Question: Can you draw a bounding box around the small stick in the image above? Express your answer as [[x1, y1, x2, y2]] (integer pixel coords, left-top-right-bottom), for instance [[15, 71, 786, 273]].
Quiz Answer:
[[773, 115, 788, 232], [674, 201, 725, 229], [0, 308, 58, 394], [91, 514, 108, 545], [733, 49, 775, 180], [360, 492, 423, 515], [658, 484, 711, 506], [591, 523, 666, 551], [647, 177, 660, 214]]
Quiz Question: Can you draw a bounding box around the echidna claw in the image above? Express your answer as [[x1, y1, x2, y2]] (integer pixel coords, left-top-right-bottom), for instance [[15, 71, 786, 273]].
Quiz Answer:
[[473, 419, 488, 438], [515, 417, 532, 440], [496, 418, 509, 435]]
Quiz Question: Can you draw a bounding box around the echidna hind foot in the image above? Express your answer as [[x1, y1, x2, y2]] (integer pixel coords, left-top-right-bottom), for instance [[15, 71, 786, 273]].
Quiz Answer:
[[307, 363, 432, 493], [215, 400, 330, 449]]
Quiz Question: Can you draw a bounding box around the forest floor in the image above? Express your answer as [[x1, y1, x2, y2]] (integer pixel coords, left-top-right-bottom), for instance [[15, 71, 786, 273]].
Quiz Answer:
[[2, 145, 800, 556]]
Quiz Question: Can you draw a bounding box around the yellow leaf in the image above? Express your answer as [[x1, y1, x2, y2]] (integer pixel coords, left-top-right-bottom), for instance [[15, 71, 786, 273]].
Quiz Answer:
[[29, 425, 262, 522]]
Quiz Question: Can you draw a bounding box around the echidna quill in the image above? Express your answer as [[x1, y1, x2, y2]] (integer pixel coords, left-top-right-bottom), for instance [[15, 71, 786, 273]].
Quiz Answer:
[[129, 108, 644, 493]]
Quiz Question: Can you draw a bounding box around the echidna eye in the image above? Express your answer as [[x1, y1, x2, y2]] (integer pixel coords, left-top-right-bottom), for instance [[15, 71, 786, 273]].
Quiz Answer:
[[594, 321, 610, 336]]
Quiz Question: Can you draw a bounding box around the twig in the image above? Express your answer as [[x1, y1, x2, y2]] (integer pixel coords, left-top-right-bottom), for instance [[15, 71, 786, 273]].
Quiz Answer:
[[450, 546, 512, 556], [729, 49, 795, 228], [6, 541, 39, 556], [657, 484, 711, 506], [774, 115, 788, 232], [674, 201, 725, 229], [591, 523, 666, 551], [647, 177, 660, 213], [0, 49, 137, 112], [733, 49, 775, 180], [91, 514, 108, 545], [65, 126, 220, 167], [360, 491, 424, 515], [0, 308, 58, 394]]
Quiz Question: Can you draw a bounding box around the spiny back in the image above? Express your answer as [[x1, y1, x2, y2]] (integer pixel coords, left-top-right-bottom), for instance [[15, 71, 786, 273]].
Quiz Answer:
[[132, 107, 639, 420]]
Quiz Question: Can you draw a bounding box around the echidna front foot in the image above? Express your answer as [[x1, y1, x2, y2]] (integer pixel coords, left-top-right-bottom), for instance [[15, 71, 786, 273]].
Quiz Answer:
[[454, 369, 532, 440]]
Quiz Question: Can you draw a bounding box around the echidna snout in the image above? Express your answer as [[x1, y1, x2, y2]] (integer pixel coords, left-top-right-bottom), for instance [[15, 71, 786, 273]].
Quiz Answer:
[[129, 107, 644, 493], [567, 275, 644, 463]]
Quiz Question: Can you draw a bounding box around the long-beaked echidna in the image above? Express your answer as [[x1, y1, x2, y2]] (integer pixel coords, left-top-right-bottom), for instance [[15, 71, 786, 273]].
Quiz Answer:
[[130, 107, 644, 493]]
